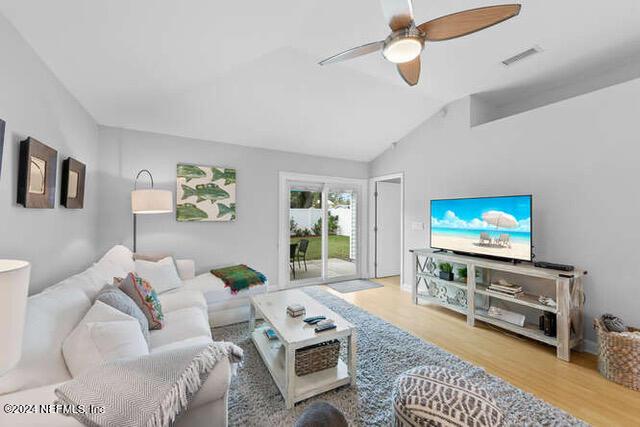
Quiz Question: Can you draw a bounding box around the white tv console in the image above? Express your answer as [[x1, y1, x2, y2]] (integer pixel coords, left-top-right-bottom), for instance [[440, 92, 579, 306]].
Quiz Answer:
[[410, 249, 587, 361]]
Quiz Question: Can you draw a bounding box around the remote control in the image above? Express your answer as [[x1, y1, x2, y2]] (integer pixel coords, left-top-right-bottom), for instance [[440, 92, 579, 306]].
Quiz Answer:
[[534, 261, 574, 272], [315, 324, 337, 332], [317, 319, 334, 327], [308, 318, 324, 325], [303, 316, 326, 323]]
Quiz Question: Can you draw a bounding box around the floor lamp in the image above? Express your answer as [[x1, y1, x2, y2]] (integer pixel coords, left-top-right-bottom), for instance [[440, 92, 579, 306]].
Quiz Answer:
[[0, 260, 30, 375], [131, 169, 173, 253]]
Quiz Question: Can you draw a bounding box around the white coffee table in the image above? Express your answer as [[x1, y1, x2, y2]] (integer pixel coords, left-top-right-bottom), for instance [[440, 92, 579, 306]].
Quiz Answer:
[[249, 289, 356, 409]]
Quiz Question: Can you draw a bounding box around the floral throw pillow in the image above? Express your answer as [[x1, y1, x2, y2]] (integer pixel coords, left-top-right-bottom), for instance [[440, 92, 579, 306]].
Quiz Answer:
[[115, 273, 164, 330]]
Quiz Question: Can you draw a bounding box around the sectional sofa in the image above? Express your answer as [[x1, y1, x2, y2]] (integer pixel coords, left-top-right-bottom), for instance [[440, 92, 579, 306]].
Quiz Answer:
[[0, 245, 241, 427]]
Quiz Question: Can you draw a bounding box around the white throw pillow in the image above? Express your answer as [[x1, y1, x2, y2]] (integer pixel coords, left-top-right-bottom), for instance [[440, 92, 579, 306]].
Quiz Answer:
[[134, 257, 183, 294], [62, 301, 149, 377], [89, 320, 149, 363], [97, 245, 134, 274]]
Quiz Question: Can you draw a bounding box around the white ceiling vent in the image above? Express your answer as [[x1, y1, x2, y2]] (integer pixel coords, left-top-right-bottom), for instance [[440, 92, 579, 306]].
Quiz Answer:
[[502, 46, 542, 67]]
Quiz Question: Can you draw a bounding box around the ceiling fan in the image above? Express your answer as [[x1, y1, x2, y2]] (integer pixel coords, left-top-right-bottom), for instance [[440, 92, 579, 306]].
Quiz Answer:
[[319, 1, 521, 86]]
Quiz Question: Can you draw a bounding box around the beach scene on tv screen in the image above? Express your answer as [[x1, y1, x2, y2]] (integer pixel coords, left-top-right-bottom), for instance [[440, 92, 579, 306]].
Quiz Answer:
[[431, 196, 531, 261]]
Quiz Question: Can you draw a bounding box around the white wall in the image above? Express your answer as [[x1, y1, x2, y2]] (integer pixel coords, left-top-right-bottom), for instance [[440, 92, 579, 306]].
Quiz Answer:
[[96, 126, 368, 286], [0, 14, 99, 294], [370, 77, 640, 345]]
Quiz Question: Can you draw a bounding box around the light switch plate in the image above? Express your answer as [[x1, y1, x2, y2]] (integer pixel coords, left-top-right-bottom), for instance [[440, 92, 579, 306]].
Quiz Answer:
[[411, 222, 425, 231]]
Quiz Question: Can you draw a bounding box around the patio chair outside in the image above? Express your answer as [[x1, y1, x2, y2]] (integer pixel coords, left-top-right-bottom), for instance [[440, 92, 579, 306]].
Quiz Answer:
[[290, 242, 298, 279], [296, 239, 309, 271]]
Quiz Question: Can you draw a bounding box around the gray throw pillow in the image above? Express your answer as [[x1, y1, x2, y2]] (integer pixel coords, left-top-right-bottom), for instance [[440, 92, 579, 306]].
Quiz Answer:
[[95, 286, 150, 346]]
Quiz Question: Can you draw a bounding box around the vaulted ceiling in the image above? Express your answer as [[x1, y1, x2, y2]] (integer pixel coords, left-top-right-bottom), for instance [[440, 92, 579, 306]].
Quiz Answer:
[[1, 0, 639, 161]]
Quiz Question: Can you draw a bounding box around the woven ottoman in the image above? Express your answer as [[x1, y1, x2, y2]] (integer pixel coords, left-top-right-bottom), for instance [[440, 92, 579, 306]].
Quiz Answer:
[[393, 366, 504, 427]]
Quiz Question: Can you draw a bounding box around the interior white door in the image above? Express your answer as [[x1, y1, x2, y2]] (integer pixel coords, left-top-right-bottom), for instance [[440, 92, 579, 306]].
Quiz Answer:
[[375, 181, 401, 277]]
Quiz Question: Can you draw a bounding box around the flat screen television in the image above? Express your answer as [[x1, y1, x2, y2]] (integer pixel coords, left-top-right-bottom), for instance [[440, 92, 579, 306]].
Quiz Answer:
[[430, 195, 532, 262]]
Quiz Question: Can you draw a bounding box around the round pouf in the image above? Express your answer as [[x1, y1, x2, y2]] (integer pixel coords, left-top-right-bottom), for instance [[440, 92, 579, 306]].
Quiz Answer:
[[393, 366, 505, 427]]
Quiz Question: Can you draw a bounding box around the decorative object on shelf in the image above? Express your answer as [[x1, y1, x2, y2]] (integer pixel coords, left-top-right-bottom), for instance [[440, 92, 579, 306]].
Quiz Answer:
[[539, 312, 557, 337], [455, 289, 467, 307], [428, 280, 438, 297], [438, 263, 453, 281], [17, 137, 57, 208], [0, 260, 31, 375], [457, 266, 467, 283], [538, 295, 557, 308], [60, 157, 86, 208], [594, 316, 640, 391], [176, 163, 236, 222], [131, 169, 173, 252], [437, 286, 447, 302], [488, 305, 525, 327], [0, 119, 5, 179], [426, 257, 437, 275]]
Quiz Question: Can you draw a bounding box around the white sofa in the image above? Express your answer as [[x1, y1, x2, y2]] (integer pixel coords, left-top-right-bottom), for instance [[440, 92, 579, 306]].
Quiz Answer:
[[0, 245, 235, 427]]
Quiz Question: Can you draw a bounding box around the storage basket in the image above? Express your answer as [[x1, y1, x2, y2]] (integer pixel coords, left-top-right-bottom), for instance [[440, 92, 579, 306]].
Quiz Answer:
[[295, 339, 340, 376], [594, 318, 640, 391]]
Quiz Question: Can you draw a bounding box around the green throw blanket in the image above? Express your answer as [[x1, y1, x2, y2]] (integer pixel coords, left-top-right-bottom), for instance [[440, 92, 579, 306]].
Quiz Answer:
[[211, 264, 266, 294]]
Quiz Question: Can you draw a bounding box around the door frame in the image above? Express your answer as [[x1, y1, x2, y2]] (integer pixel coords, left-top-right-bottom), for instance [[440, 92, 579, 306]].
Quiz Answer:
[[278, 172, 368, 289], [369, 172, 405, 288]]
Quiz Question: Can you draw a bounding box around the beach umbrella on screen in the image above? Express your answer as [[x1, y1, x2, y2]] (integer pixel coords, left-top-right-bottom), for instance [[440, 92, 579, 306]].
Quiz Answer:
[[482, 210, 517, 241]]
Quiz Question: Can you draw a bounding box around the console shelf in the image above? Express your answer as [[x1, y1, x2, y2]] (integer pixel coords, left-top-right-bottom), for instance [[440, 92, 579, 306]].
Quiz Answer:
[[410, 249, 587, 361]]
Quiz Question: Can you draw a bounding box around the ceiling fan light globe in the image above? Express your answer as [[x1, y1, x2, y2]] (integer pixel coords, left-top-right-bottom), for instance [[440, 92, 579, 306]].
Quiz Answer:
[[382, 37, 422, 64]]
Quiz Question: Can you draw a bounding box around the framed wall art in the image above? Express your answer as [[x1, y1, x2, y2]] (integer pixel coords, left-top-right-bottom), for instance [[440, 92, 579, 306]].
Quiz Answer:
[[61, 157, 86, 209], [17, 137, 57, 208], [176, 163, 236, 222]]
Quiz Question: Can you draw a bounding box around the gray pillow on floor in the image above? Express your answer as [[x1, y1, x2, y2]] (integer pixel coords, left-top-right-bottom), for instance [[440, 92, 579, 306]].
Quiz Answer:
[[95, 286, 150, 346]]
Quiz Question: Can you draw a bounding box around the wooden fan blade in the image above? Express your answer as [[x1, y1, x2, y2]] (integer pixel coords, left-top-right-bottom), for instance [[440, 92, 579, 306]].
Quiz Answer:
[[397, 56, 420, 86], [379, 0, 414, 31], [319, 41, 384, 66], [417, 4, 521, 41]]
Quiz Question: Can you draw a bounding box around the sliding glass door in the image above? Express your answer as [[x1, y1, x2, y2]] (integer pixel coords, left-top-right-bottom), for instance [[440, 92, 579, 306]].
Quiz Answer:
[[287, 180, 360, 285]]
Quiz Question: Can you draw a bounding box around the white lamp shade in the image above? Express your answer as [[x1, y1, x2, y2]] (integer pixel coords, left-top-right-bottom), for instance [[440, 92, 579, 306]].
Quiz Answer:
[[131, 189, 173, 214], [0, 260, 30, 375]]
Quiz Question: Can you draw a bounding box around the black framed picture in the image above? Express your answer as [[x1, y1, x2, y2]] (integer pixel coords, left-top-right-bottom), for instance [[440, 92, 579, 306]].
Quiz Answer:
[[61, 157, 86, 209], [17, 137, 57, 208]]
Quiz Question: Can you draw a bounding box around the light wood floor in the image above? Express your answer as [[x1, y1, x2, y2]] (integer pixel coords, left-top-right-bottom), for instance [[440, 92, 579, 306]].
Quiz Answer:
[[323, 276, 640, 427]]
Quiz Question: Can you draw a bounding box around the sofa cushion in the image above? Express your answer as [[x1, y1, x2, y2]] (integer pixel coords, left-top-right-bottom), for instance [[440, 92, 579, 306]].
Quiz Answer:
[[159, 289, 207, 316], [149, 307, 211, 349], [97, 245, 134, 273], [63, 301, 148, 377], [96, 286, 150, 345], [0, 287, 91, 394], [150, 335, 213, 354], [134, 256, 182, 294], [117, 273, 164, 330]]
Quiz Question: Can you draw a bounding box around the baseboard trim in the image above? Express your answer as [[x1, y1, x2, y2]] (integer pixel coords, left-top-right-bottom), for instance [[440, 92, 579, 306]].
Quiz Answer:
[[581, 338, 598, 355]]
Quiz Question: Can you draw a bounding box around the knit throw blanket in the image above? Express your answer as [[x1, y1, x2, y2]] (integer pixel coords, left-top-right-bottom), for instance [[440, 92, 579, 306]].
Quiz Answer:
[[54, 342, 243, 427], [211, 264, 266, 294]]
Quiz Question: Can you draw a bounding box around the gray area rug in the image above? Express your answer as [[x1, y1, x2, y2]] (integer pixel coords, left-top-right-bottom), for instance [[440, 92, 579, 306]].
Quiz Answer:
[[214, 286, 586, 426], [327, 279, 383, 293]]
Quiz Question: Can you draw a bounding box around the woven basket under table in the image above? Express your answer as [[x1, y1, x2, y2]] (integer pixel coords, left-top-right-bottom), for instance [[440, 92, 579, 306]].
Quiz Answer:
[[594, 318, 640, 391], [295, 339, 340, 376]]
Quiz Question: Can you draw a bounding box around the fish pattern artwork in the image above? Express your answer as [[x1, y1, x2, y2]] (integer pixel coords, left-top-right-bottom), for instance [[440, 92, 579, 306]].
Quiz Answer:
[[176, 164, 236, 221]]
